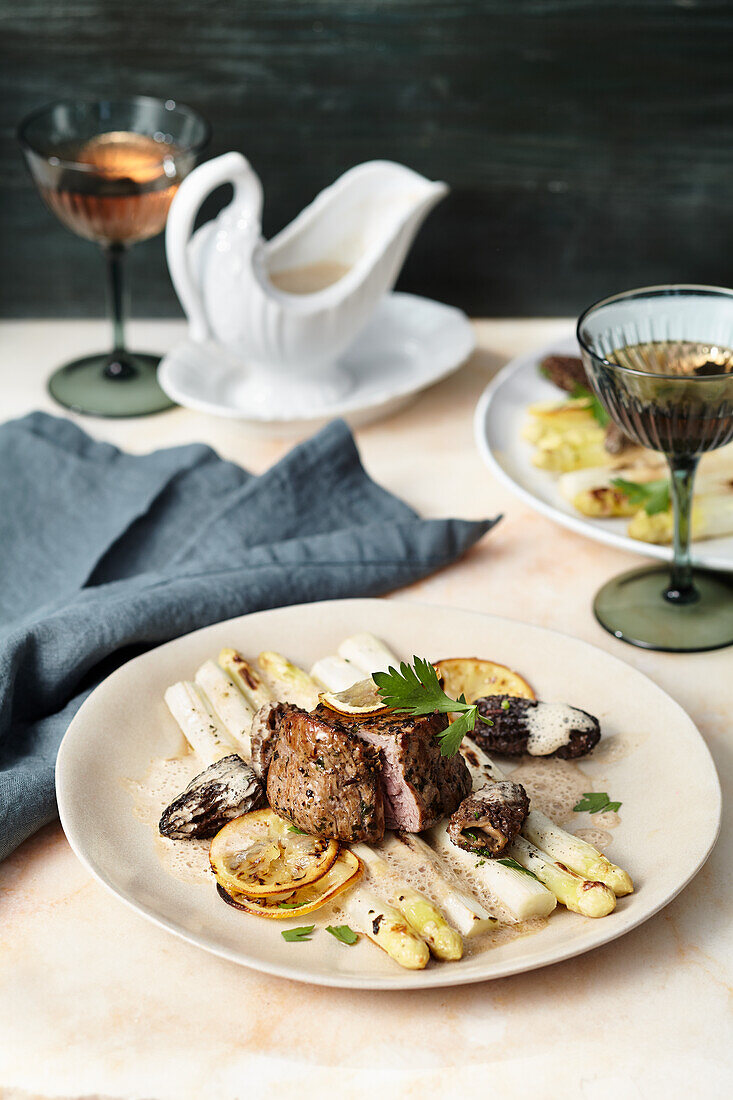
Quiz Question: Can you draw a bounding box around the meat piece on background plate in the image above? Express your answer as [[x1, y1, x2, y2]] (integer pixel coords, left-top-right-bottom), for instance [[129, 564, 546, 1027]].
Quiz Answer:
[[539, 354, 589, 393]]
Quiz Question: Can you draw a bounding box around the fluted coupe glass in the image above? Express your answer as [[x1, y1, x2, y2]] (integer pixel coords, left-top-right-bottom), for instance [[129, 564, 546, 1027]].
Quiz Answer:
[[18, 97, 210, 417], [577, 285, 733, 652]]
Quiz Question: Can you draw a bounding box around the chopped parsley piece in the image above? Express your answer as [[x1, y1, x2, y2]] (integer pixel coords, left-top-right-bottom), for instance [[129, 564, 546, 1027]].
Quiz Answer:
[[570, 381, 610, 426], [281, 925, 315, 942], [496, 856, 540, 881], [573, 792, 622, 814], [326, 924, 359, 945], [611, 477, 670, 516], [288, 824, 308, 835]]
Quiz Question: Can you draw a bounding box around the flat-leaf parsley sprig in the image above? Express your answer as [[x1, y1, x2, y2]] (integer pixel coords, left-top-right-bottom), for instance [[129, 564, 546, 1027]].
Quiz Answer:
[[373, 657, 493, 757]]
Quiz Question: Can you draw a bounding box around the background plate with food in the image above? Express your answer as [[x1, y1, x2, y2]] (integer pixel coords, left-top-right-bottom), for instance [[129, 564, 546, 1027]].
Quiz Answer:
[[56, 599, 720, 990], [474, 334, 733, 572]]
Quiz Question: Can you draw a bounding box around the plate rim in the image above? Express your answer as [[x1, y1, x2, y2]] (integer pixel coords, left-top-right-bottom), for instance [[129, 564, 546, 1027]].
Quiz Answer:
[[473, 335, 733, 572], [56, 597, 722, 991], [158, 292, 475, 423]]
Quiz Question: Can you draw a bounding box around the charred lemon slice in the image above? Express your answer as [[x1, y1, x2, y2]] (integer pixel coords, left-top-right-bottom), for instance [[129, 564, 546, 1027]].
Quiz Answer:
[[210, 809, 339, 897], [217, 850, 362, 919], [319, 676, 390, 717], [433, 658, 535, 703]]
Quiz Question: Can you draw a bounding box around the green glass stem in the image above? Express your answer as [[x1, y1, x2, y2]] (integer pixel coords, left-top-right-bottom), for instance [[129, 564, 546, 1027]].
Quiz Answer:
[[103, 244, 136, 381], [665, 454, 700, 605]]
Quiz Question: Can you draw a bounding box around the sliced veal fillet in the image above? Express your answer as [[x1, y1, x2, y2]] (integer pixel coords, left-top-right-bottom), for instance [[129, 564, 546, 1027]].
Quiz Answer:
[[265, 704, 385, 843], [342, 710, 472, 832]]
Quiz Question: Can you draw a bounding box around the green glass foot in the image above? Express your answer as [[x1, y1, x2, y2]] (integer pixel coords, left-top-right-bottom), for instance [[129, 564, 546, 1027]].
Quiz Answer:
[[48, 352, 175, 417], [594, 564, 733, 652]]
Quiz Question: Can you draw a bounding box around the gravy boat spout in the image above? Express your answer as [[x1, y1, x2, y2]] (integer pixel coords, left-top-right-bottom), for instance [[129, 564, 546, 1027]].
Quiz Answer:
[[166, 154, 448, 411]]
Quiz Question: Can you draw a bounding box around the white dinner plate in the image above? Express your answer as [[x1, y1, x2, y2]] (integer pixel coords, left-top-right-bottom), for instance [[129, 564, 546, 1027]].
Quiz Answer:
[[56, 598, 720, 990], [158, 292, 475, 431], [474, 334, 733, 572]]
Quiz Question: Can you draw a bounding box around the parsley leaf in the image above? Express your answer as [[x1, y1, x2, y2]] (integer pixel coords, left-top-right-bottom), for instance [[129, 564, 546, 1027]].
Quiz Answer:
[[281, 925, 315, 942], [439, 706, 481, 758], [573, 792, 622, 814], [570, 382, 610, 426], [611, 478, 670, 516], [288, 825, 308, 835], [497, 857, 540, 880], [277, 899, 308, 909], [326, 924, 359, 945], [373, 658, 492, 757]]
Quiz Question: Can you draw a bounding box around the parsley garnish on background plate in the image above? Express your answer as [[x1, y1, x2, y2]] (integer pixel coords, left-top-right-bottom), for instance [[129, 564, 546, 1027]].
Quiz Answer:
[[373, 657, 493, 757], [326, 924, 359, 945], [573, 792, 622, 814], [281, 925, 315, 942], [611, 477, 670, 516], [570, 381, 610, 426]]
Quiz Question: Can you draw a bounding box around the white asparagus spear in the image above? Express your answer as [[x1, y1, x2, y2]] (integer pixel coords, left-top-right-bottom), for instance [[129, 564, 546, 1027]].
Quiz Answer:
[[164, 681, 235, 766], [509, 836, 616, 918], [425, 819, 557, 921], [310, 655, 361, 691], [462, 742, 633, 896], [341, 887, 430, 970], [382, 833, 497, 938], [256, 651, 320, 711], [219, 648, 272, 711], [352, 843, 463, 961], [194, 660, 254, 758], [337, 633, 398, 675]]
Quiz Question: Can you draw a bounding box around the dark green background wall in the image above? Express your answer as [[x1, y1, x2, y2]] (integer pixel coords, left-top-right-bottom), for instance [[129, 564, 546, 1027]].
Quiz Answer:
[[2, 0, 732, 318]]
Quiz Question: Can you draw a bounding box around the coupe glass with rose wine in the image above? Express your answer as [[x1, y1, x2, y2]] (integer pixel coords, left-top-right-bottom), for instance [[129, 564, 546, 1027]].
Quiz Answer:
[[578, 285, 733, 652], [18, 96, 210, 416]]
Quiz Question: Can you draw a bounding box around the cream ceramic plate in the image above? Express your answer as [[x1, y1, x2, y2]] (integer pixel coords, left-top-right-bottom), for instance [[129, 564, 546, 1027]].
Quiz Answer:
[[474, 334, 733, 572], [56, 599, 720, 990]]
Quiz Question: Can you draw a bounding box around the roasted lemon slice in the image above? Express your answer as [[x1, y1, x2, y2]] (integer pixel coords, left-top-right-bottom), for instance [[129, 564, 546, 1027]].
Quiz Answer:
[[319, 677, 390, 717], [433, 658, 535, 703], [210, 809, 339, 897], [217, 850, 362, 919]]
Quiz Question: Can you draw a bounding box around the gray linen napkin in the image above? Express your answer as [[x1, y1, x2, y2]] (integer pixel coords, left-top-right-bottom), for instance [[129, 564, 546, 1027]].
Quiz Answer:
[[0, 412, 499, 861]]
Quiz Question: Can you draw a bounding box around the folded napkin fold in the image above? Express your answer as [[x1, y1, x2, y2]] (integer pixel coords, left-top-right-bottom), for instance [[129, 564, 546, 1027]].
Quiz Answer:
[[0, 412, 498, 861]]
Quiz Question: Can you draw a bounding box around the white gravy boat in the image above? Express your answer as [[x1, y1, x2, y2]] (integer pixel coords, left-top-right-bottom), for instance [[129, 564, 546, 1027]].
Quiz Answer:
[[165, 153, 447, 409]]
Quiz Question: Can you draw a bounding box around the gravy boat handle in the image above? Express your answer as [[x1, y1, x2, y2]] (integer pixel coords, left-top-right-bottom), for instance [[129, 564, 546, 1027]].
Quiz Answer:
[[165, 152, 263, 343]]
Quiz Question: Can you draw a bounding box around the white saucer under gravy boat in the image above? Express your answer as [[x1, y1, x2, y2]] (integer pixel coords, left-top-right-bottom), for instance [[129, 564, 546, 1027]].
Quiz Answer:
[[158, 291, 475, 430], [164, 153, 449, 416]]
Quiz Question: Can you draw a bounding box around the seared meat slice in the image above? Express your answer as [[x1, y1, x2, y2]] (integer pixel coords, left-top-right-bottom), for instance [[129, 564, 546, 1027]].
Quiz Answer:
[[540, 354, 588, 393], [447, 781, 529, 856], [159, 755, 263, 840], [348, 710, 472, 832], [473, 695, 600, 759], [250, 701, 286, 778], [266, 704, 385, 843], [604, 422, 634, 455]]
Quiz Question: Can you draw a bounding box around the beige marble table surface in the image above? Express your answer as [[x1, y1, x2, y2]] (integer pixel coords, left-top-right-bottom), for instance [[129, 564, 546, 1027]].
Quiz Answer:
[[0, 319, 730, 1100]]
